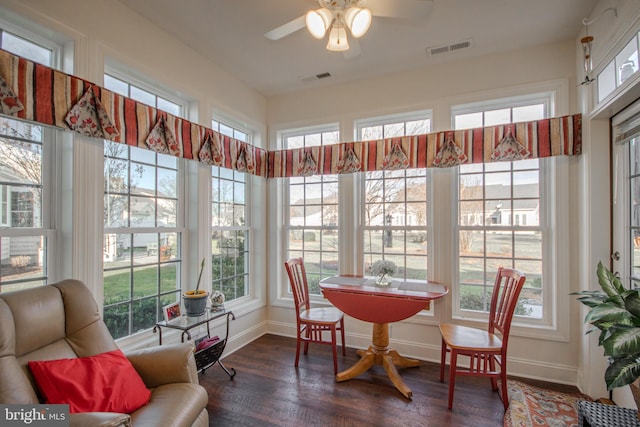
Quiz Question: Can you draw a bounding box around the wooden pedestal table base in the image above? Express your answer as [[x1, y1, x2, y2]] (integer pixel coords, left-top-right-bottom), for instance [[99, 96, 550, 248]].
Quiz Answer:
[[336, 322, 419, 399], [319, 276, 448, 399]]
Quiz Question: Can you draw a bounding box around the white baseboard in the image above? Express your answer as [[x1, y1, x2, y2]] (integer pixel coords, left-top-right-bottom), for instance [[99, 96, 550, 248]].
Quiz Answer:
[[266, 321, 578, 385]]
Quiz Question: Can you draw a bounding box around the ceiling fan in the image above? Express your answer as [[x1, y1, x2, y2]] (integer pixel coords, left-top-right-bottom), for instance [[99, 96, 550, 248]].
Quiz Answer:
[[264, 0, 434, 56]]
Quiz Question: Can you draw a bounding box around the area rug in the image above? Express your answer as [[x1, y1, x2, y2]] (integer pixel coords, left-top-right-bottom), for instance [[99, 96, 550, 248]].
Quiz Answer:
[[503, 380, 592, 427]]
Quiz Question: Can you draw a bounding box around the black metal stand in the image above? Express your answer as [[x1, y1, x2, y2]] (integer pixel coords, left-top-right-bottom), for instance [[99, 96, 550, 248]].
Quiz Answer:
[[154, 310, 236, 380]]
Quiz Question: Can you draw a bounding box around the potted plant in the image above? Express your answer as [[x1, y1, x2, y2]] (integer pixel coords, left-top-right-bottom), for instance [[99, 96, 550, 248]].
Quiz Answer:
[[573, 261, 640, 407], [183, 258, 209, 317]]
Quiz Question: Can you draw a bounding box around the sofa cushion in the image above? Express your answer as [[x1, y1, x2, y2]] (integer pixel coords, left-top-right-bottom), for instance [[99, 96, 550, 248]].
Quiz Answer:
[[130, 383, 208, 427], [28, 349, 151, 413]]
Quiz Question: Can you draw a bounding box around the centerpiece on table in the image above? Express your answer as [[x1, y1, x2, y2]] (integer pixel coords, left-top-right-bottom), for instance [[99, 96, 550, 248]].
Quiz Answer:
[[369, 260, 397, 287], [183, 258, 209, 317]]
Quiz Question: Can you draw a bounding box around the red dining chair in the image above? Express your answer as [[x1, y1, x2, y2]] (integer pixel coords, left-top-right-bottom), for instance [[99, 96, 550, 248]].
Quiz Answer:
[[284, 257, 346, 374], [439, 267, 526, 410]]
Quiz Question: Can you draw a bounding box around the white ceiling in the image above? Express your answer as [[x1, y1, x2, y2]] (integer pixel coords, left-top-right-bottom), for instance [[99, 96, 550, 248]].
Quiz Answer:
[[118, 0, 598, 97]]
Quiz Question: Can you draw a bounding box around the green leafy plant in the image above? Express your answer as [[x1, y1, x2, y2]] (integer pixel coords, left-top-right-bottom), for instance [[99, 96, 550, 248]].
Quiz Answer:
[[573, 261, 640, 390]]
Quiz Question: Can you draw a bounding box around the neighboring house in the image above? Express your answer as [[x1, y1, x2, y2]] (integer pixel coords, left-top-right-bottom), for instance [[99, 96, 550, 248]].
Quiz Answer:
[[0, 161, 42, 268]]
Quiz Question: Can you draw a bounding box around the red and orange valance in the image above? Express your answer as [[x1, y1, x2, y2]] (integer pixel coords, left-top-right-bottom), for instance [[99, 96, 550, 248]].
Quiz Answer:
[[0, 48, 581, 179]]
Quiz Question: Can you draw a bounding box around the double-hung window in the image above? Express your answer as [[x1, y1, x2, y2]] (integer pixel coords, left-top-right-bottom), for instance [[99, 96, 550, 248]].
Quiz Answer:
[[357, 114, 432, 279], [103, 73, 185, 339], [0, 28, 59, 292], [454, 95, 551, 322], [211, 120, 250, 302], [284, 126, 339, 295]]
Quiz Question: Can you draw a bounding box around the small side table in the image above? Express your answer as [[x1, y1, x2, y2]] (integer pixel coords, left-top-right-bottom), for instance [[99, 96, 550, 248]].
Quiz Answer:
[[154, 309, 236, 379], [578, 400, 640, 427]]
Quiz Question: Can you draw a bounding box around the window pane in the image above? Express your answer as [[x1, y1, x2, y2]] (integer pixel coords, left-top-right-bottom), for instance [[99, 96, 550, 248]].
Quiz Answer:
[[616, 38, 639, 86], [598, 61, 616, 102], [2, 32, 52, 66]]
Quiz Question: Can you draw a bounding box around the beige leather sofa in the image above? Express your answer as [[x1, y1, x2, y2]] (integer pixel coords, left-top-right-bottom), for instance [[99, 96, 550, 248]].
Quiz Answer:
[[0, 279, 209, 427]]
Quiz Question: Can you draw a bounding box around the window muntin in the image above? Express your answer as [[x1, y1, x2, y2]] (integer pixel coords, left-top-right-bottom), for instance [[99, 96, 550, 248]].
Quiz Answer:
[[454, 98, 548, 320], [359, 116, 431, 280], [285, 127, 339, 295], [211, 120, 250, 303], [103, 74, 184, 339]]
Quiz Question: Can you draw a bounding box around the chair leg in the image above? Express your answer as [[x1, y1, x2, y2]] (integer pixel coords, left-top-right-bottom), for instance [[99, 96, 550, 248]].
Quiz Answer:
[[440, 337, 447, 382], [295, 331, 302, 368], [303, 325, 310, 355], [340, 318, 346, 356], [489, 355, 498, 391], [447, 350, 458, 410], [331, 326, 338, 375], [500, 359, 509, 410]]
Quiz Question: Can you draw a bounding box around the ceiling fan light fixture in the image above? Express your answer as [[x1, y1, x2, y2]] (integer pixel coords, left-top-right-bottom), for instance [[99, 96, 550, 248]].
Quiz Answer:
[[326, 24, 349, 52], [344, 7, 371, 38], [306, 8, 333, 39]]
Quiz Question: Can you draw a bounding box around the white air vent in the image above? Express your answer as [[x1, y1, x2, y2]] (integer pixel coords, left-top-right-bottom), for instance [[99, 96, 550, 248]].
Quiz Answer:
[[426, 39, 473, 56], [300, 72, 332, 83]]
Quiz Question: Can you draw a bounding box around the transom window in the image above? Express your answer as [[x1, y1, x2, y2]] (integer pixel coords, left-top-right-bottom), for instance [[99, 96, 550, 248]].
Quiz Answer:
[[284, 126, 339, 295], [0, 29, 55, 66]]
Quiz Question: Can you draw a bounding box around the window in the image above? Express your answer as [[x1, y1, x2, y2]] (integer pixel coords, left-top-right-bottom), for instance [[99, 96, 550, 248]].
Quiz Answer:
[[0, 118, 50, 292], [358, 114, 432, 280], [454, 96, 549, 321], [211, 120, 250, 303], [103, 73, 184, 339], [597, 30, 640, 103], [0, 29, 54, 67], [0, 26, 60, 292], [284, 126, 339, 295]]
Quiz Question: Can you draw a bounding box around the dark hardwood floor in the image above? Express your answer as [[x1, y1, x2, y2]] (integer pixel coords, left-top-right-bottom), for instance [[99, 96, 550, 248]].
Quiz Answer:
[[200, 334, 578, 427]]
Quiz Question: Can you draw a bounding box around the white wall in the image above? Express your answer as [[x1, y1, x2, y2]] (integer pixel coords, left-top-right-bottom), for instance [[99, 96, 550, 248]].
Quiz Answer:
[[267, 40, 583, 385]]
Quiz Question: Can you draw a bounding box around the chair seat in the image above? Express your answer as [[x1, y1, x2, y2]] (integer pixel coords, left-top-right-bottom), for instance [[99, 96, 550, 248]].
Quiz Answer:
[[300, 306, 343, 324], [439, 323, 503, 352]]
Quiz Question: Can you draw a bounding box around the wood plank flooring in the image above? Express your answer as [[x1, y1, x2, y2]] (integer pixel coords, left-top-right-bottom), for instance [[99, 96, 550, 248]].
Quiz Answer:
[[200, 334, 579, 427]]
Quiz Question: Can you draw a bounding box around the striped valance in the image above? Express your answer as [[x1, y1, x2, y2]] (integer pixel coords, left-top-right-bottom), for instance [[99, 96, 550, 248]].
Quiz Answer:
[[0, 48, 269, 177], [0, 48, 581, 179]]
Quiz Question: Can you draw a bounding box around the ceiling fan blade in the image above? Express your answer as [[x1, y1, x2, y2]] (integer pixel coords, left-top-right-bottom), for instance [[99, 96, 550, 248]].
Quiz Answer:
[[264, 15, 306, 40], [366, 0, 434, 20], [343, 38, 361, 59]]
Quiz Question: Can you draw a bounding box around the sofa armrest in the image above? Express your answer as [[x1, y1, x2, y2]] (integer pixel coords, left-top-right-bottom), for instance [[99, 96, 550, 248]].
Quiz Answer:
[[70, 412, 131, 427], [125, 343, 199, 388]]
